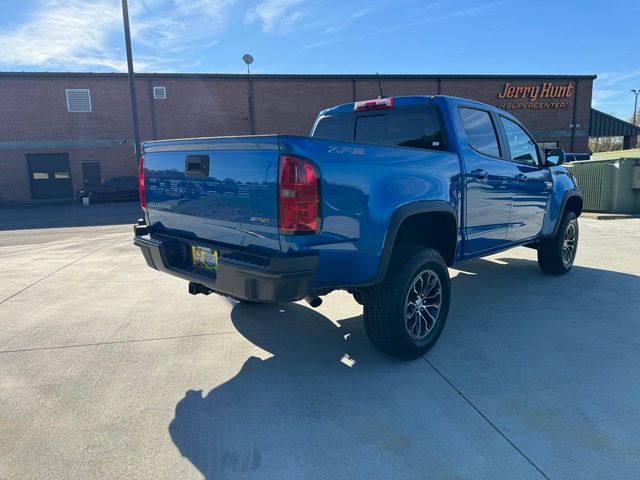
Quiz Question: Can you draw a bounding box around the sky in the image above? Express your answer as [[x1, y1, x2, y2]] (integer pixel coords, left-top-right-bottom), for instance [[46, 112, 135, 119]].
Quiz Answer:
[[0, 0, 638, 120]]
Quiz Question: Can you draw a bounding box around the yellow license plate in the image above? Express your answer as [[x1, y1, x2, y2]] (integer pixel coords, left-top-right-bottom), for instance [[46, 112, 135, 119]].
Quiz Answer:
[[191, 245, 218, 271]]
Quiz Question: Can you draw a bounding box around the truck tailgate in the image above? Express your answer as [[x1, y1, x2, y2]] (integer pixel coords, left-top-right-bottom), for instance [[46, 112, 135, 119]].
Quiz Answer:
[[143, 136, 281, 254]]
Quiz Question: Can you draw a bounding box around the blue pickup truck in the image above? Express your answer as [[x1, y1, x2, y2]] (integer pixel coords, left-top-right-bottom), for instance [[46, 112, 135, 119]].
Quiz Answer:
[[134, 95, 582, 359]]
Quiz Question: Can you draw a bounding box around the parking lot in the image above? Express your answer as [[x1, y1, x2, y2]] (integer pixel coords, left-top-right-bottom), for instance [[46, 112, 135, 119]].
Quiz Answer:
[[1, 203, 639, 479]]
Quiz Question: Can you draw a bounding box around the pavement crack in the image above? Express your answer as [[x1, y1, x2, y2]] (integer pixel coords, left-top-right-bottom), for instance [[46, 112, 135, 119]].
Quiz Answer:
[[0, 322, 341, 354], [0, 240, 119, 306], [423, 357, 551, 480]]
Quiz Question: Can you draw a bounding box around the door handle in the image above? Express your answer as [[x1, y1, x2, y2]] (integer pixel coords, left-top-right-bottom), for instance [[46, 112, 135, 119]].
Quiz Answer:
[[515, 173, 528, 183], [470, 169, 488, 179]]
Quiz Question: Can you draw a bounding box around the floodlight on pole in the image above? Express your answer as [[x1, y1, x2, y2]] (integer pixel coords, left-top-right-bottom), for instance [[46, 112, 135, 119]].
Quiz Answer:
[[243, 54, 256, 134], [243, 54, 254, 74]]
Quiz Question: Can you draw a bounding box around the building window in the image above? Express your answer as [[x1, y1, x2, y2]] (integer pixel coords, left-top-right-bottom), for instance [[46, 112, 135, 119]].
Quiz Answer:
[[32, 172, 49, 180], [66, 89, 92, 112], [153, 86, 166, 99]]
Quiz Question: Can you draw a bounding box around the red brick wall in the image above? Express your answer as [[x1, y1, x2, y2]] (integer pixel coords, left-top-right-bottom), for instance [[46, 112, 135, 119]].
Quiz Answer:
[[0, 151, 31, 203], [355, 78, 439, 101], [0, 147, 137, 203], [0, 76, 151, 141], [0, 73, 594, 203], [440, 77, 591, 151], [151, 78, 250, 139], [253, 79, 353, 135]]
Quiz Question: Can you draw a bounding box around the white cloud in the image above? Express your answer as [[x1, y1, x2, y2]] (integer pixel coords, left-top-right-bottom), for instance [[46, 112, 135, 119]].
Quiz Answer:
[[0, 0, 124, 70], [0, 0, 236, 72], [597, 70, 640, 87], [592, 71, 640, 118], [592, 89, 619, 108], [369, 1, 504, 37], [287, 0, 504, 58], [246, 0, 305, 33], [173, 0, 236, 19]]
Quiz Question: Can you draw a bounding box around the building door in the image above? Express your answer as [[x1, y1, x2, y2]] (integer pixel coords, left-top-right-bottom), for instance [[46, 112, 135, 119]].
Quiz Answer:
[[81, 161, 102, 190], [27, 153, 73, 199]]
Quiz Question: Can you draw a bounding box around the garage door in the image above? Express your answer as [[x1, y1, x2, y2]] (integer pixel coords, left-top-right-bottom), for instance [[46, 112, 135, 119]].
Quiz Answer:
[[27, 154, 74, 199]]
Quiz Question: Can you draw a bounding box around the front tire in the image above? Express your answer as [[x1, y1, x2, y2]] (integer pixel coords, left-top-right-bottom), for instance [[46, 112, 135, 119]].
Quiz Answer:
[[363, 248, 451, 360], [537, 210, 579, 274]]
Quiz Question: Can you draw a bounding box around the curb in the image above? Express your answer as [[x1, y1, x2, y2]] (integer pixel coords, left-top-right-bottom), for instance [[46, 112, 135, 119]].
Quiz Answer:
[[582, 213, 640, 220]]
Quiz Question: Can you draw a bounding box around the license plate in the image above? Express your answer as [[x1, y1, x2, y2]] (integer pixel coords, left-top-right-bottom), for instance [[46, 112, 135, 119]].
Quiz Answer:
[[191, 245, 218, 271]]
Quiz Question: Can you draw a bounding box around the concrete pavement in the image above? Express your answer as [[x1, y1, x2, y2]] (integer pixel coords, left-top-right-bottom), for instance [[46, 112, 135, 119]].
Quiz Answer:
[[0, 206, 638, 479]]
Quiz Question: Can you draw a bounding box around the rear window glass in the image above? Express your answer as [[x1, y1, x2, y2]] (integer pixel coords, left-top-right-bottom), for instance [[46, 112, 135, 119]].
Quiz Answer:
[[459, 107, 500, 157], [355, 115, 386, 143], [313, 106, 447, 151], [313, 114, 355, 141]]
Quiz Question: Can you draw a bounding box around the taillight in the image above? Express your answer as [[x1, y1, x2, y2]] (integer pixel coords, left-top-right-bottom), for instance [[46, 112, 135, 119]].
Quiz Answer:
[[138, 155, 146, 209], [278, 155, 320, 235], [354, 97, 394, 111]]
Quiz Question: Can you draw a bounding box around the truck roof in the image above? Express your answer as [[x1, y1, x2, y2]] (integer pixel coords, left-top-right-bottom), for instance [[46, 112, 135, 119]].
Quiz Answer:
[[319, 95, 514, 119]]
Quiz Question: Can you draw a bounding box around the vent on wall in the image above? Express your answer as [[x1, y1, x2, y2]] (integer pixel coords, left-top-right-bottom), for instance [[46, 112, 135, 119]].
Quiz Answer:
[[153, 86, 166, 99], [65, 89, 92, 112]]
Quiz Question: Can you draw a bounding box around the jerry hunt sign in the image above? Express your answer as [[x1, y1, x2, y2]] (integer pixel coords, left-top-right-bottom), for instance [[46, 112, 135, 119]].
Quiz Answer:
[[497, 81, 575, 110]]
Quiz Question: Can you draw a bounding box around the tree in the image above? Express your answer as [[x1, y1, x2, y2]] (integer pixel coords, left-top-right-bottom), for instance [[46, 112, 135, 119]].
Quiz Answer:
[[629, 111, 640, 149], [587, 111, 635, 153], [588, 136, 623, 153]]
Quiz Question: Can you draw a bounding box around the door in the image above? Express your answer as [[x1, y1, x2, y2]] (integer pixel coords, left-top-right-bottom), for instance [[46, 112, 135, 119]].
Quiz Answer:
[[457, 106, 518, 256], [81, 161, 102, 190], [497, 116, 552, 241], [27, 153, 73, 199]]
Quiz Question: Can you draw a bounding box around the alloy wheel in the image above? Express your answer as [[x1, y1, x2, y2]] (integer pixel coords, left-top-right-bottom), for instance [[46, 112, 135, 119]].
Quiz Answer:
[[404, 269, 442, 340]]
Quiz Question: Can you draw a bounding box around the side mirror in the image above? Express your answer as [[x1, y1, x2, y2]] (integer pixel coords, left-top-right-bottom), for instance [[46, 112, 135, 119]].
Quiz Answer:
[[545, 148, 566, 167]]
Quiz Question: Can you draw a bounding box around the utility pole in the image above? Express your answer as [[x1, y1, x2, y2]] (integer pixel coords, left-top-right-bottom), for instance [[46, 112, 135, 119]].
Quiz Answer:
[[632, 89, 639, 126], [121, 0, 142, 158]]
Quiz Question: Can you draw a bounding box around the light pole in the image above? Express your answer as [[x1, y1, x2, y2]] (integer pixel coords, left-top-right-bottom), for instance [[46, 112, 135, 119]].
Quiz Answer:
[[243, 54, 256, 135], [632, 89, 640, 126], [121, 0, 142, 159]]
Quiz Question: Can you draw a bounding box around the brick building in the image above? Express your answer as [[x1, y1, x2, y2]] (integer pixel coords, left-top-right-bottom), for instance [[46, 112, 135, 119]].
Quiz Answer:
[[0, 72, 597, 203]]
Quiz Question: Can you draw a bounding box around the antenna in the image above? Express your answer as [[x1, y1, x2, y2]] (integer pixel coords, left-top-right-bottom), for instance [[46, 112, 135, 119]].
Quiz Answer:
[[376, 72, 385, 98]]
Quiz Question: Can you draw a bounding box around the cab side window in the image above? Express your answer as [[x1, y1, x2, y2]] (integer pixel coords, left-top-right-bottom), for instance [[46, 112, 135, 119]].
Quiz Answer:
[[500, 117, 539, 166], [459, 108, 501, 157]]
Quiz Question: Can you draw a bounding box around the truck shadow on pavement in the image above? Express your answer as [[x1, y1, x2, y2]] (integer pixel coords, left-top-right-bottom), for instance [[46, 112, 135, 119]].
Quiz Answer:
[[169, 257, 640, 479], [168, 304, 395, 479]]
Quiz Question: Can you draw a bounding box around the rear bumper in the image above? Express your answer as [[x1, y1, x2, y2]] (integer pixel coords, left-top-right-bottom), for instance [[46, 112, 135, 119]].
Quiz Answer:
[[133, 228, 318, 302]]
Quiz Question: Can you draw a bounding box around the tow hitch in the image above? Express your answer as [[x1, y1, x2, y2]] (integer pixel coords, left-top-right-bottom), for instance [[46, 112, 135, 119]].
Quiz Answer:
[[188, 282, 212, 296]]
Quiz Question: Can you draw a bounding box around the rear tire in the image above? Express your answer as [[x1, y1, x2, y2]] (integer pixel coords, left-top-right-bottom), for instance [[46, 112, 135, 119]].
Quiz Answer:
[[363, 248, 450, 360], [538, 211, 579, 274]]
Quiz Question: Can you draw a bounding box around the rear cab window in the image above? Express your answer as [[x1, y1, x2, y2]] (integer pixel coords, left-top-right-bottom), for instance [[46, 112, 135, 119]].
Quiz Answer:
[[312, 114, 355, 141], [312, 105, 448, 152]]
